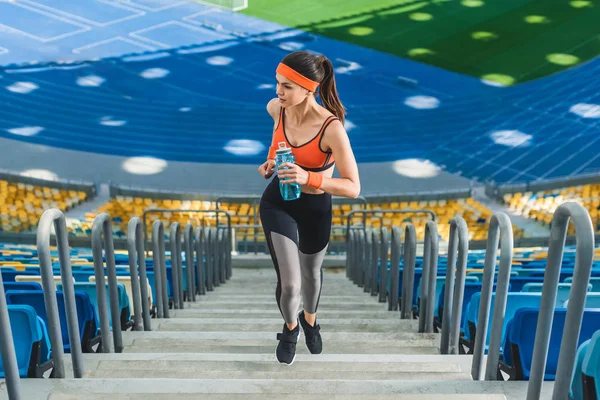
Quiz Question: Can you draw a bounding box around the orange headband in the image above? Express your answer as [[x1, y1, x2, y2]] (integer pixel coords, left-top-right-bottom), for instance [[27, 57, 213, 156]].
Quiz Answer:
[[276, 63, 319, 92]]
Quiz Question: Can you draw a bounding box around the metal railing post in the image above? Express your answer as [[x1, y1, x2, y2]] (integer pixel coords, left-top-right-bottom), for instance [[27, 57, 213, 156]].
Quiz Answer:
[[195, 227, 206, 296], [170, 223, 184, 310], [184, 224, 196, 302], [92, 213, 123, 353], [211, 227, 219, 288], [218, 228, 226, 284], [357, 229, 365, 287], [471, 213, 513, 380], [128, 217, 151, 331], [527, 203, 595, 400], [0, 262, 22, 399], [401, 224, 416, 320], [37, 209, 83, 378], [440, 217, 469, 354], [345, 229, 352, 279], [379, 227, 389, 304], [370, 229, 380, 297], [152, 220, 169, 318], [364, 228, 372, 293], [206, 227, 214, 292], [420, 221, 439, 333], [389, 226, 402, 312]]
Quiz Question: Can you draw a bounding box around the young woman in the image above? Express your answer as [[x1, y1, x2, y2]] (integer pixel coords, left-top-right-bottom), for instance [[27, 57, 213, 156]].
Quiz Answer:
[[258, 50, 361, 365]]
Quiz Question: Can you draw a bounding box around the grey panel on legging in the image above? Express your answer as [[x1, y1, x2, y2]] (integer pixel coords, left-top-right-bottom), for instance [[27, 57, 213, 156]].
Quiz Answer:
[[270, 231, 302, 324], [299, 246, 327, 314]]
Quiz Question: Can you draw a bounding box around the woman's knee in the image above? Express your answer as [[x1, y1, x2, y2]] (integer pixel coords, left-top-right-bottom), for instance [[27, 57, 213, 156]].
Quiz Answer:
[[280, 282, 301, 299]]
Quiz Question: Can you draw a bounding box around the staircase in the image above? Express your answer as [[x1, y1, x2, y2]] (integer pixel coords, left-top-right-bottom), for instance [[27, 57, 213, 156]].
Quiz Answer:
[[18, 268, 553, 399]]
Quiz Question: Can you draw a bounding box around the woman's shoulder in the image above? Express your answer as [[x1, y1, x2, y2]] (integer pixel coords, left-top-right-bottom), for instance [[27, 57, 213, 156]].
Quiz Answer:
[[266, 98, 280, 120]]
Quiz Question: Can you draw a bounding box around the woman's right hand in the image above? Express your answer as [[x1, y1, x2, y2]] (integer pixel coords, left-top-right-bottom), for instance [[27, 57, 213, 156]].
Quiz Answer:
[[258, 159, 276, 179]]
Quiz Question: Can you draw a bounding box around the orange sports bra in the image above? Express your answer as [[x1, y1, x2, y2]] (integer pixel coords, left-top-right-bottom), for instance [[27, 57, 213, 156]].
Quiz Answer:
[[270, 108, 338, 172]]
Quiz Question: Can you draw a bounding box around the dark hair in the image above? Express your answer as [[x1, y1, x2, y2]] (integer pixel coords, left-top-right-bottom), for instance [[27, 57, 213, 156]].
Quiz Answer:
[[281, 51, 346, 124]]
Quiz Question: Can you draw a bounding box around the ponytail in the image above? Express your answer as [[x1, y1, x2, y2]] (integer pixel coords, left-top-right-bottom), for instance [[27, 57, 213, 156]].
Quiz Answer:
[[318, 57, 346, 125]]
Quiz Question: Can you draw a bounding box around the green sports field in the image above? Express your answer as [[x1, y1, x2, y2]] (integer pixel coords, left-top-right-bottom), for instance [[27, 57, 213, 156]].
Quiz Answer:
[[242, 0, 600, 85]]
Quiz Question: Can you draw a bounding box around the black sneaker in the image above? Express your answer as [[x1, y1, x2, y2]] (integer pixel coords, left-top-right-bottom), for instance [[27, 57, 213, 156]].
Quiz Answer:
[[276, 322, 299, 365], [299, 310, 322, 354]]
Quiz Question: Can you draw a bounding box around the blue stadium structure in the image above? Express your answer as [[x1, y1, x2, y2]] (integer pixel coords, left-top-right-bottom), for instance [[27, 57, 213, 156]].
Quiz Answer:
[[2, 0, 598, 192]]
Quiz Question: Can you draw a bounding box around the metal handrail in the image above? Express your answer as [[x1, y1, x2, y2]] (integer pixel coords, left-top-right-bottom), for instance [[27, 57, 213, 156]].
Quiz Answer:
[[401, 224, 416, 320], [184, 224, 196, 302], [364, 228, 372, 293], [92, 213, 123, 353], [357, 229, 366, 287], [152, 220, 169, 318], [0, 259, 21, 399], [206, 227, 215, 292], [128, 217, 151, 331], [37, 209, 83, 378], [389, 226, 402, 311], [170, 223, 184, 310], [347, 229, 355, 281], [195, 226, 207, 295], [440, 217, 469, 354], [527, 202, 595, 400], [471, 213, 513, 380], [210, 227, 219, 288], [419, 221, 439, 333], [378, 227, 389, 304], [370, 229, 380, 297]]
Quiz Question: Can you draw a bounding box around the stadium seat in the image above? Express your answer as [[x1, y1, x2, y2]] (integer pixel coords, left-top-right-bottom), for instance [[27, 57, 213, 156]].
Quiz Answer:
[[5, 290, 100, 353], [582, 330, 600, 400], [521, 283, 593, 305], [571, 339, 591, 400], [0, 305, 53, 378], [566, 277, 600, 292], [57, 282, 131, 331], [462, 291, 539, 355], [502, 308, 600, 381]]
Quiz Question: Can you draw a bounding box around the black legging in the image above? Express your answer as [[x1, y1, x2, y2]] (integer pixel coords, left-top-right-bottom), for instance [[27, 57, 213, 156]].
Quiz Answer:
[[259, 176, 332, 324]]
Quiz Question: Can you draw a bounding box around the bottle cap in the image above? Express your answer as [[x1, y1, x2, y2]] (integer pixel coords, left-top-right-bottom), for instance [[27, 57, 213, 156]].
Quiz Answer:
[[275, 141, 291, 154]]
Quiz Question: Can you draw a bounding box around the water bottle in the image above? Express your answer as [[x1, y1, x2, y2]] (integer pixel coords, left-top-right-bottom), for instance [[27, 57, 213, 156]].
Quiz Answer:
[[275, 142, 301, 201]]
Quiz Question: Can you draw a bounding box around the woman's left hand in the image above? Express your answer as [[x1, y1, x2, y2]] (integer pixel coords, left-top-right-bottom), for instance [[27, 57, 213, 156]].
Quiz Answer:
[[277, 163, 309, 185]]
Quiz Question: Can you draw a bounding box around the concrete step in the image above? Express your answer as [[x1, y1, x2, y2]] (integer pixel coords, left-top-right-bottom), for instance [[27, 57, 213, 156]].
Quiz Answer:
[[14, 378, 551, 400], [171, 309, 400, 319], [49, 394, 507, 400], [123, 344, 441, 355], [200, 295, 380, 301], [87, 368, 471, 381], [152, 318, 420, 333], [121, 331, 438, 345], [184, 302, 388, 311]]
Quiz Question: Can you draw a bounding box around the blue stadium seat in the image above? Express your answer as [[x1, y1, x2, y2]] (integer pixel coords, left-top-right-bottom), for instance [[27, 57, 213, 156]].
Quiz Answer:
[[508, 277, 545, 292], [2, 282, 42, 292], [571, 339, 591, 400], [462, 291, 537, 354], [5, 290, 100, 353], [567, 277, 600, 292], [501, 308, 600, 381], [0, 305, 53, 378], [582, 330, 600, 400], [521, 283, 593, 305], [57, 282, 131, 330], [1, 270, 38, 282], [563, 294, 600, 309]]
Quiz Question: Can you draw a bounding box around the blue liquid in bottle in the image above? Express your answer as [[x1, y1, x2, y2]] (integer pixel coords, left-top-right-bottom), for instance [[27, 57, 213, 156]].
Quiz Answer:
[[275, 142, 301, 201]]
